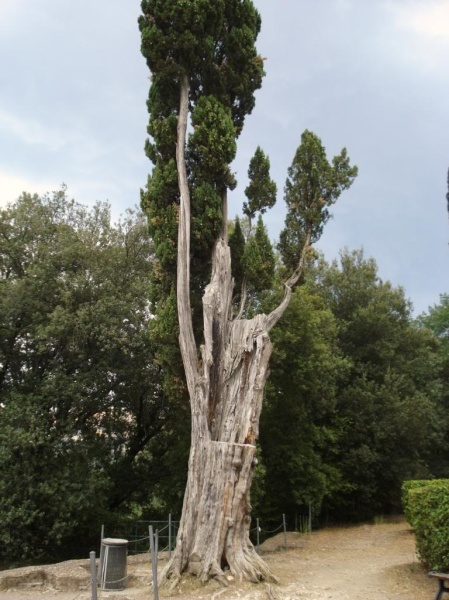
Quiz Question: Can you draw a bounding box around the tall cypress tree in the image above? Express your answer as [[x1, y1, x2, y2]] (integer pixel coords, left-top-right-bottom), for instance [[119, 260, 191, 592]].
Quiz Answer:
[[244, 146, 277, 230], [279, 130, 358, 271], [139, 2, 357, 586]]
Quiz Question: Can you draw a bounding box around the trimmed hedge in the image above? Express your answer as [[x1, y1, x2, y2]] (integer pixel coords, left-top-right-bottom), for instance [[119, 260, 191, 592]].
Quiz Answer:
[[402, 479, 449, 571], [402, 480, 431, 527]]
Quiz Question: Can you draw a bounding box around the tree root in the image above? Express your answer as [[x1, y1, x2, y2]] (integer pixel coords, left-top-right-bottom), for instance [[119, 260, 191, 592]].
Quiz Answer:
[[212, 589, 229, 600], [209, 562, 229, 588], [158, 559, 181, 591], [167, 575, 181, 594], [265, 583, 281, 600]]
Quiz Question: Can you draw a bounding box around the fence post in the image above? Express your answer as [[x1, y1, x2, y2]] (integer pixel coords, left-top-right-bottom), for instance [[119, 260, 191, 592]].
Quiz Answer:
[[168, 513, 172, 559], [98, 526, 105, 585], [149, 525, 159, 600], [90, 551, 97, 600], [283, 514, 287, 550], [256, 518, 260, 553]]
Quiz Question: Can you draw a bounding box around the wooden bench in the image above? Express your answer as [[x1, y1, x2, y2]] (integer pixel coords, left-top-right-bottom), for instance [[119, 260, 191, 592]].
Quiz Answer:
[[429, 572, 449, 600]]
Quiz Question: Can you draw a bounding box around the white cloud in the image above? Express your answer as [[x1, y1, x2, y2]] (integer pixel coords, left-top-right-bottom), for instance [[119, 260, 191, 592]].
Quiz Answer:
[[0, 171, 57, 208], [0, 0, 26, 37], [392, 0, 449, 39], [0, 108, 67, 150], [0, 106, 108, 165], [385, 0, 449, 70], [335, 0, 353, 11]]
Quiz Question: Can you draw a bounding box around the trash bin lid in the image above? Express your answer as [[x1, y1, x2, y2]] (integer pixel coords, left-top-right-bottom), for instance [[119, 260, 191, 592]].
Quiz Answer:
[[102, 538, 128, 545]]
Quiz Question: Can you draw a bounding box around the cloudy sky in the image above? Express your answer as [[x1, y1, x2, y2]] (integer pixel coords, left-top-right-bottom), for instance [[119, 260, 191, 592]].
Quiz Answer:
[[1, 0, 448, 314]]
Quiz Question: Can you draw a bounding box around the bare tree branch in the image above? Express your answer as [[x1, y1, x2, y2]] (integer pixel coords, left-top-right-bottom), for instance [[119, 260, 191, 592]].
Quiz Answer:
[[266, 228, 312, 331], [176, 73, 198, 399]]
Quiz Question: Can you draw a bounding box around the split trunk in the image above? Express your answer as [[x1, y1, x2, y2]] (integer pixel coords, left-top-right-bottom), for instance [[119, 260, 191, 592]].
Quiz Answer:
[[161, 239, 277, 584], [161, 74, 303, 585]]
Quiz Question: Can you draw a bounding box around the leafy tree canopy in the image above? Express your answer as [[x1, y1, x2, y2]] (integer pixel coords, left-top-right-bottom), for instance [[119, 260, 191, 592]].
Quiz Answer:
[[0, 190, 167, 562], [139, 0, 266, 414], [243, 146, 277, 222], [314, 250, 442, 519], [259, 250, 443, 523], [279, 130, 358, 271]]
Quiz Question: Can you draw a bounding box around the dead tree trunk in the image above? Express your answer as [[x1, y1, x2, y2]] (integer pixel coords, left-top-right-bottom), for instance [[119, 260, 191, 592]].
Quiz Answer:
[[161, 73, 311, 586], [162, 236, 276, 584]]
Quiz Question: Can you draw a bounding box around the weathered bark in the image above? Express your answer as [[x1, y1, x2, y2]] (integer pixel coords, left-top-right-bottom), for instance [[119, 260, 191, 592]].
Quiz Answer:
[[164, 73, 309, 586], [162, 237, 276, 585]]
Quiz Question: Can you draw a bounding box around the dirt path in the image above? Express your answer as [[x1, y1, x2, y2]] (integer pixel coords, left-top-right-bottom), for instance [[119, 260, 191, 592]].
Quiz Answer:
[[0, 519, 437, 600], [265, 520, 435, 599]]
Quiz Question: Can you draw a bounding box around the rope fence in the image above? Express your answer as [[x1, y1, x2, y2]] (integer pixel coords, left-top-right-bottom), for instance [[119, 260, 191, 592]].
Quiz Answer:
[[250, 508, 313, 552], [87, 510, 313, 599], [122, 515, 311, 557], [85, 549, 154, 600], [0, 512, 313, 600], [128, 518, 179, 556], [101, 510, 312, 559], [254, 522, 285, 535]]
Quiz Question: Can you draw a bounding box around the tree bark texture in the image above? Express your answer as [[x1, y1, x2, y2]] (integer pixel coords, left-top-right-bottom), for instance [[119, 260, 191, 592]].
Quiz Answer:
[[163, 73, 301, 585], [163, 232, 276, 584]]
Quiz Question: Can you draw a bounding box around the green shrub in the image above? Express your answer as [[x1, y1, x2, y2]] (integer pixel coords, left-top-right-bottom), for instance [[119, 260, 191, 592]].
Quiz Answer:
[[402, 480, 431, 527], [402, 479, 449, 570]]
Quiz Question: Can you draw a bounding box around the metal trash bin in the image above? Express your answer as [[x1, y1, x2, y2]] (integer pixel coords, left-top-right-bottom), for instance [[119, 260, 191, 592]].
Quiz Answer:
[[100, 537, 128, 590]]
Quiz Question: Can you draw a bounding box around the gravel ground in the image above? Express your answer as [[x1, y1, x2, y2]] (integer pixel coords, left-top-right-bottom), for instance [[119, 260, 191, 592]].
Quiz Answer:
[[0, 519, 437, 600]]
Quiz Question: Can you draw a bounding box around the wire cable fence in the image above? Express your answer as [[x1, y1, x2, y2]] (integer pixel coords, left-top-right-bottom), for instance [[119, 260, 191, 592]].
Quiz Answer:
[[87, 524, 161, 600], [87, 511, 313, 599], [250, 515, 288, 553], [105, 511, 312, 558], [129, 518, 179, 555], [85, 548, 156, 600], [250, 508, 313, 552], [0, 513, 314, 600]]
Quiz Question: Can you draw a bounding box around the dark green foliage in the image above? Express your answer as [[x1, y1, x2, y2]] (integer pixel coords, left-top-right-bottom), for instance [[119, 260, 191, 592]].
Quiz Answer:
[[402, 479, 449, 570], [140, 0, 221, 73], [139, 0, 263, 135], [0, 190, 167, 562], [188, 95, 237, 189], [188, 96, 236, 256], [260, 285, 347, 521], [139, 0, 264, 274], [402, 480, 430, 526], [0, 392, 111, 561], [139, 0, 265, 408], [228, 217, 246, 292], [191, 183, 223, 257], [315, 250, 442, 520], [243, 146, 277, 220], [419, 294, 449, 362], [139, 0, 264, 283], [422, 294, 449, 331], [242, 215, 275, 292], [418, 295, 449, 477], [279, 131, 357, 271], [258, 250, 442, 524], [233, 144, 277, 306], [143, 161, 179, 276]]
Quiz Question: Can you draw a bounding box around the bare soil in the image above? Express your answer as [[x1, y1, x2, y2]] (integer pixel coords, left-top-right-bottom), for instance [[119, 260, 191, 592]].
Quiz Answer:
[[0, 519, 437, 600]]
